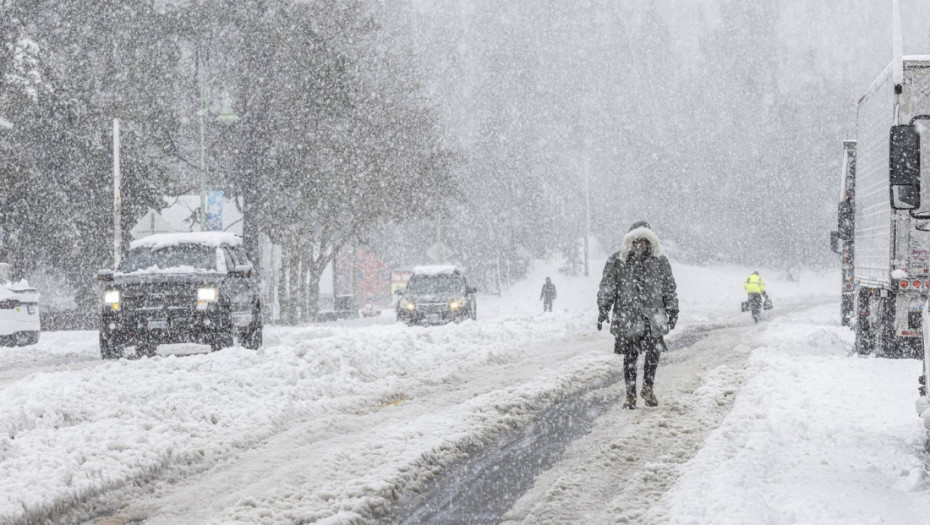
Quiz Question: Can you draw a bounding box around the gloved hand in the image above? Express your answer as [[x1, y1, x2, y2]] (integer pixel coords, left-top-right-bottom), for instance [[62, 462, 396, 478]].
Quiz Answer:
[[597, 308, 609, 331], [667, 310, 678, 330]]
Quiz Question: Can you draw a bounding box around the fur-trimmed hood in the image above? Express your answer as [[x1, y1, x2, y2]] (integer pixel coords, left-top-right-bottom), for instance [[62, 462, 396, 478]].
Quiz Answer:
[[619, 226, 662, 262]]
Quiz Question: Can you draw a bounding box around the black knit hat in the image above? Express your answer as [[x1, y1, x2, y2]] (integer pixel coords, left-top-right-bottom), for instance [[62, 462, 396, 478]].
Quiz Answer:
[[628, 220, 652, 232]]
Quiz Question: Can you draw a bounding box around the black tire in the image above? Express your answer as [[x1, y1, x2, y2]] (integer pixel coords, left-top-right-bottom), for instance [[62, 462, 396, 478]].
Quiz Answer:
[[137, 342, 158, 358], [15, 331, 39, 346], [873, 296, 901, 358], [899, 337, 924, 359], [470, 302, 477, 321], [237, 310, 263, 350], [211, 329, 234, 352], [100, 332, 124, 360], [854, 320, 872, 356]]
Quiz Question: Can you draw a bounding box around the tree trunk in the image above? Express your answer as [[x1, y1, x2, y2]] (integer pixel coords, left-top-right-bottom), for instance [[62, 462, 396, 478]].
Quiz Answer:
[[297, 254, 309, 323], [306, 267, 321, 322]]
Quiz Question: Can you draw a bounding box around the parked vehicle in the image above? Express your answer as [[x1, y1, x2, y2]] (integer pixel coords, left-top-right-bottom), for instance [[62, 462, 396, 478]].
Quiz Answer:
[[0, 266, 40, 346], [97, 232, 262, 359], [834, 57, 930, 360], [395, 266, 477, 325]]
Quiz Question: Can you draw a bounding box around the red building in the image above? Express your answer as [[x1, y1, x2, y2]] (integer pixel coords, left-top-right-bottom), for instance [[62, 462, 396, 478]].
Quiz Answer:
[[334, 247, 392, 308]]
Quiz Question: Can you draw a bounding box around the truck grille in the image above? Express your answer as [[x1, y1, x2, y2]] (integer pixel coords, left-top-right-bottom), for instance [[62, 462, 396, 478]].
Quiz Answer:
[[121, 284, 196, 309]]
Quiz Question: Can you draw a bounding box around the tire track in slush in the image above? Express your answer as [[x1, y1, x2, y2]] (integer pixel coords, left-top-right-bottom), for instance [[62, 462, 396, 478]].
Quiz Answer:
[[382, 324, 721, 524]]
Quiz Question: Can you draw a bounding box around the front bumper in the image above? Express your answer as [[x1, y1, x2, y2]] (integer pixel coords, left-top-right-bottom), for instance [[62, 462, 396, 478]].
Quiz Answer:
[[101, 304, 228, 345], [397, 304, 467, 325]]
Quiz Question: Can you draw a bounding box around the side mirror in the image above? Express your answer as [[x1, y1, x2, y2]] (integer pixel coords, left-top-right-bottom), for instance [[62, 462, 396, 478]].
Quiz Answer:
[[228, 265, 252, 278], [393, 289, 403, 296], [467, 286, 477, 294], [97, 269, 114, 282], [890, 124, 921, 210]]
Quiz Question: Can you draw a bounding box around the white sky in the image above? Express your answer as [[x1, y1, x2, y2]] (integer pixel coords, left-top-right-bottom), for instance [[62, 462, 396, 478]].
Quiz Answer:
[[1, 256, 929, 523]]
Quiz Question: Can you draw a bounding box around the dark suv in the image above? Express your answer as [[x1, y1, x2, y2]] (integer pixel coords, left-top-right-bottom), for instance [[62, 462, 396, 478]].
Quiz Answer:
[[396, 266, 477, 325], [98, 232, 263, 359]]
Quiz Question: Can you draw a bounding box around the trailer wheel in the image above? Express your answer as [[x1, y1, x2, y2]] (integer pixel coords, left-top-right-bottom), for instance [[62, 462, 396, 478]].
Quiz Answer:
[[871, 295, 907, 358], [899, 338, 924, 359], [854, 289, 873, 356], [854, 320, 872, 356]]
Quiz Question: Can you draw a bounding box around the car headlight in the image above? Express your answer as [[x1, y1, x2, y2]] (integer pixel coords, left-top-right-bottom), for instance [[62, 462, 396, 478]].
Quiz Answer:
[[449, 297, 467, 310], [399, 297, 415, 310], [104, 290, 120, 311], [197, 287, 219, 309]]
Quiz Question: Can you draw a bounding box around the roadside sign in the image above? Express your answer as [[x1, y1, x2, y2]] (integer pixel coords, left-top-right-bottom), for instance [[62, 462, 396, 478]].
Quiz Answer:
[[206, 190, 223, 231]]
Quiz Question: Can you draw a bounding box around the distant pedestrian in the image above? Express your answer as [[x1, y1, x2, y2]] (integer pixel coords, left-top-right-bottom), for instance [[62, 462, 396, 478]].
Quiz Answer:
[[540, 277, 557, 312], [743, 271, 768, 323], [597, 221, 679, 409]]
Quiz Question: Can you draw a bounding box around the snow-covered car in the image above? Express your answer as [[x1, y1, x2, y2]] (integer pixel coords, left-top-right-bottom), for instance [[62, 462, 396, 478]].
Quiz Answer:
[[0, 274, 41, 347], [395, 266, 477, 325], [97, 232, 263, 359]]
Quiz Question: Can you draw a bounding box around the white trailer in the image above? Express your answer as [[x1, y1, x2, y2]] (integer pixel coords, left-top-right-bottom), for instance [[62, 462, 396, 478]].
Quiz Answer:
[[850, 57, 930, 359]]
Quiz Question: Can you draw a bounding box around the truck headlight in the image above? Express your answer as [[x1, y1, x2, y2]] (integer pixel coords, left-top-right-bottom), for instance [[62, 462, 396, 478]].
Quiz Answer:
[[400, 297, 415, 310], [197, 287, 219, 309], [104, 290, 121, 311], [449, 297, 467, 310]]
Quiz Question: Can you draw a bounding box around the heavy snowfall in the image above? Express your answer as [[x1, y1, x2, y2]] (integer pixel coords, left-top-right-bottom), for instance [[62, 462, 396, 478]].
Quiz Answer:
[[3, 0, 930, 524], [1, 263, 929, 524]]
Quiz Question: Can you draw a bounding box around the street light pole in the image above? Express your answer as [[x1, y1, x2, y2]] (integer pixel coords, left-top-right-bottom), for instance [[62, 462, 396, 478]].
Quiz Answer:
[[198, 83, 239, 232], [199, 86, 208, 231], [113, 118, 121, 268]]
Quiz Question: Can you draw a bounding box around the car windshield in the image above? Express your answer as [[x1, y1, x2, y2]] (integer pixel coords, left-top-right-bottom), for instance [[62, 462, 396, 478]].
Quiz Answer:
[[405, 274, 464, 295], [118, 244, 218, 273]]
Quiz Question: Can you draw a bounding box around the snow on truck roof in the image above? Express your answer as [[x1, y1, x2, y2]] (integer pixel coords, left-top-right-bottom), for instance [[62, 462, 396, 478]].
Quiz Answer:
[[129, 232, 242, 250], [412, 265, 461, 276]]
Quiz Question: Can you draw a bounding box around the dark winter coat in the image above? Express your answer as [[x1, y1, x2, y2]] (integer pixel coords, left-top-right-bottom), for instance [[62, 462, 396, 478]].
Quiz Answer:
[[597, 225, 679, 339], [541, 282, 557, 302]]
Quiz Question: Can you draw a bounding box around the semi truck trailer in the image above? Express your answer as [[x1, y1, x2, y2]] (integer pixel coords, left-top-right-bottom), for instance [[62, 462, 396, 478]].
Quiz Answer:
[[834, 57, 930, 359]]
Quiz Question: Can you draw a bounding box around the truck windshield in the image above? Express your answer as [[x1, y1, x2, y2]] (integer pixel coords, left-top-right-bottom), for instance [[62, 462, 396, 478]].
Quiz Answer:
[[118, 244, 217, 273], [406, 274, 464, 295]]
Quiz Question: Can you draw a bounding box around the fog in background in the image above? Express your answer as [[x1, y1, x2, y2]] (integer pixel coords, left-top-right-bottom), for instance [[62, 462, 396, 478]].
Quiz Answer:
[[376, 0, 930, 273], [2, 0, 930, 321]]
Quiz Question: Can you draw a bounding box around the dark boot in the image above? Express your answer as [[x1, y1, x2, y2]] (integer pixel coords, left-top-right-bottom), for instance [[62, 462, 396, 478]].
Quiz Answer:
[[623, 391, 637, 409], [642, 384, 658, 407]]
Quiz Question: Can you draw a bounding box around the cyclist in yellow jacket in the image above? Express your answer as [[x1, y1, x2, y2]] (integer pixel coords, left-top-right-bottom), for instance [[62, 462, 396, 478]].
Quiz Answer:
[[743, 271, 767, 323]]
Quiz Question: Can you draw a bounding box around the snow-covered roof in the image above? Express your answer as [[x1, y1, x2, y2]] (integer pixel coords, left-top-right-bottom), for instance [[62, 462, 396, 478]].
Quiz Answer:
[[128, 232, 242, 250], [412, 265, 460, 276]]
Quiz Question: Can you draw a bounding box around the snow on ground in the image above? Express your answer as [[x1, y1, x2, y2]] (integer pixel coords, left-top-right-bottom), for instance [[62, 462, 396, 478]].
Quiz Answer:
[[654, 303, 930, 525], [2, 255, 926, 524]]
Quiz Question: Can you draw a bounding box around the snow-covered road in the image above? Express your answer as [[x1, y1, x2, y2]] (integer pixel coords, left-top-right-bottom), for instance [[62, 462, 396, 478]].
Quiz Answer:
[[1, 261, 928, 525]]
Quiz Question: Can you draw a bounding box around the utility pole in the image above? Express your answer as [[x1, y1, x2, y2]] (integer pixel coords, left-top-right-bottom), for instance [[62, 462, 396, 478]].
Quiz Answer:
[[113, 118, 121, 268]]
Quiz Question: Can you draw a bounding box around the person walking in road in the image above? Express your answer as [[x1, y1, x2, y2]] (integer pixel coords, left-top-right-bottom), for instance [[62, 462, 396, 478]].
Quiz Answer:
[[597, 221, 679, 409], [540, 277, 557, 313], [743, 271, 767, 323]]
